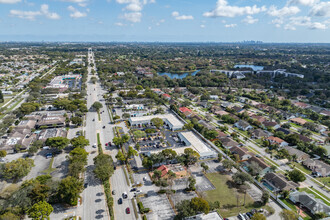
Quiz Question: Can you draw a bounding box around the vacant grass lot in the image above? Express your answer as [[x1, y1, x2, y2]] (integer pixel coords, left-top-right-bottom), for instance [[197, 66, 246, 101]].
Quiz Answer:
[[205, 173, 261, 217]]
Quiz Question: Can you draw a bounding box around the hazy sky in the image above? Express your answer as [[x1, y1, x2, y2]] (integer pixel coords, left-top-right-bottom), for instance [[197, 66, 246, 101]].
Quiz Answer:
[[0, 0, 329, 42]]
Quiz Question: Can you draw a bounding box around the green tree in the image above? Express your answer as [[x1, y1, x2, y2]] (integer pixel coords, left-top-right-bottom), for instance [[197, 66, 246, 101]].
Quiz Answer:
[[0, 90, 3, 103], [27, 201, 53, 220], [70, 136, 89, 148], [126, 146, 138, 162], [115, 151, 126, 163], [251, 213, 266, 220], [71, 116, 83, 126], [2, 158, 34, 181], [232, 172, 253, 185], [150, 117, 164, 129], [0, 150, 7, 158], [187, 176, 196, 191], [201, 162, 209, 172], [217, 153, 222, 162], [288, 169, 306, 183], [28, 145, 39, 156], [93, 153, 114, 181], [92, 101, 103, 112], [181, 148, 199, 167], [57, 176, 83, 206], [222, 159, 234, 171], [261, 190, 270, 205], [280, 209, 299, 220], [190, 197, 210, 214], [45, 137, 70, 150]]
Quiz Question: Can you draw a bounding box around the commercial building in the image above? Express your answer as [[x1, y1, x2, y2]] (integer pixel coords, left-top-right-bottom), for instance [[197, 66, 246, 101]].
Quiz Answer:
[[129, 114, 184, 131], [46, 74, 81, 90], [178, 131, 217, 159]]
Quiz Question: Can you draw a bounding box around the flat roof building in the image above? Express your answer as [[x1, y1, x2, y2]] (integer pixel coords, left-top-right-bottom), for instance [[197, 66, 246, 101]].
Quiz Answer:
[[129, 114, 184, 131], [178, 131, 217, 159]]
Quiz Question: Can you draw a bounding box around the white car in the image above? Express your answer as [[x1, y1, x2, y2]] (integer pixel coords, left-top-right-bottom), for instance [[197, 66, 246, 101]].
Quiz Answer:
[[93, 143, 97, 148]]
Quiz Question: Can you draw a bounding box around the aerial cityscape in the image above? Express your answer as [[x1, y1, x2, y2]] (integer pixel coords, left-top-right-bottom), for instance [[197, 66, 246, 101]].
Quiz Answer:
[[0, 1, 330, 220]]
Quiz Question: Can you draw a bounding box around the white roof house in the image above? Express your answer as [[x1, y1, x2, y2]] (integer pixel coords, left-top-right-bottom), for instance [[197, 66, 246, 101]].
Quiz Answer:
[[178, 131, 217, 159], [129, 114, 184, 131]]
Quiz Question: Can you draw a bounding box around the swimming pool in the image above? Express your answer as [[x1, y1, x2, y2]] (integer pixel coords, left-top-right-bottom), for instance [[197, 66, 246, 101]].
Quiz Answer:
[[263, 181, 274, 191]]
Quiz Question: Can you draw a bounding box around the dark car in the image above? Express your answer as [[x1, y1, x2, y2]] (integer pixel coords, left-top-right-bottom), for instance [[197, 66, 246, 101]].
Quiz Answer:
[[84, 183, 88, 188], [130, 188, 137, 192], [103, 126, 105, 129], [126, 207, 130, 214], [246, 212, 253, 218], [118, 198, 122, 204], [114, 166, 117, 170]]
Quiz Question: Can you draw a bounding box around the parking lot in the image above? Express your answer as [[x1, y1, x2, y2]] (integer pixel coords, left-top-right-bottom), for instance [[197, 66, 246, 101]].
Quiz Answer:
[[189, 165, 216, 192], [140, 191, 175, 220], [169, 189, 197, 207]]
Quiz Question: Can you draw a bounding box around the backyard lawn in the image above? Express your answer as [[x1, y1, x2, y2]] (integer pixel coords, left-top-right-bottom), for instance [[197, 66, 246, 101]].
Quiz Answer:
[[205, 173, 263, 217]]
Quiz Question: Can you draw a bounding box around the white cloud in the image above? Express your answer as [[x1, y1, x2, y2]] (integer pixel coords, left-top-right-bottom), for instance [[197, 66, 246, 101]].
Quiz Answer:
[[268, 5, 300, 17], [225, 23, 237, 28], [200, 24, 205, 28], [114, 22, 126, 26], [284, 16, 328, 30], [10, 4, 60, 20], [156, 19, 165, 26], [203, 0, 266, 18], [242, 15, 258, 24], [148, 26, 152, 30], [272, 18, 284, 27], [125, 2, 142, 11], [122, 12, 142, 22], [288, 0, 319, 6], [68, 5, 87, 18], [61, 0, 87, 3], [172, 11, 193, 20], [0, 0, 21, 3], [309, 2, 330, 17]]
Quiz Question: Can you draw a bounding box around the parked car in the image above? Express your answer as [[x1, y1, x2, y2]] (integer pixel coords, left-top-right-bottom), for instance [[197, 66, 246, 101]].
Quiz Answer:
[[118, 198, 122, 204], [126, 207, 130, 214], [112, 190, 116, 195], [46, 153, 52, 159], [93, 143, 97, 148], [84, 183, 88, 188]]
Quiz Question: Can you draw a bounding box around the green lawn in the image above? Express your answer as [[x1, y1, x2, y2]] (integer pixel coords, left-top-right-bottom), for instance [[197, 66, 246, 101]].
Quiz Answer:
[[280, 198, 312, 220], [291, 162, 312, 175], [316, 177, 330, 188], [299, 188, 330, 206], [42, 157, 56, 175], [0, 98, 10, 108], [205, 173, 264, 217]]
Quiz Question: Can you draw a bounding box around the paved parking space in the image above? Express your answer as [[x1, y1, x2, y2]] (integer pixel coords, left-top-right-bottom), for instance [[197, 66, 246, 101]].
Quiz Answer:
[[198, 160, 224, 173], [52, 152, 69, 179], [170, 190, 197, 207], [189, 165, 216, 192], [140, 192, 175, 220]]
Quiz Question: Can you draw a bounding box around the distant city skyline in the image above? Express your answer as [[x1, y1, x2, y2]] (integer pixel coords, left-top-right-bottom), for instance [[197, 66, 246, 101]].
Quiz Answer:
[[0, 0, 329, 42]]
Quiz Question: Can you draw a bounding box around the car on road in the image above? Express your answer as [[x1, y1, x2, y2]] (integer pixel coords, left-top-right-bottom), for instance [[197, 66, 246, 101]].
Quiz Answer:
[[112, 190, 116, 195], [126, 207, 130, 214], [118, 198, 122, 204], [46, 153, 52, 159], [102, 126, 105, 129], [130, 188, 136, 192], [84, 183, 88, 188], [122, 192, 128, 199], [93, 143, 97, 148]]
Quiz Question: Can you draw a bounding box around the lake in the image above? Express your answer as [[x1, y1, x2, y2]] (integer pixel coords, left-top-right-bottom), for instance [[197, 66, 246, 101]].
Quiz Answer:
[[158, 70, 200, 79], [234, 64, 264, 71]]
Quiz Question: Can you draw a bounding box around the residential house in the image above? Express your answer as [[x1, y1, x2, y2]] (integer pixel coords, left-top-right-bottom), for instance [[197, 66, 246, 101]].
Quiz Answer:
[[235, 120, 253, 131], [209, 95, 219, 100], [230, 146, 253, 160], [283, 146, 310, 162], [251, 129, 269, 139], [267, 136, 289, 147], [219, 137, 239, 149], [320, 110, 330, 117], [293, 102, 309, 109], [162, 94, 171, 101], [263, 172, 299, 191], [290, 118, 307, 126], [298, 134, 312, 143], [179, 107, 193, 117], [214, 110, 229, 117], [251, 115, 267, 123], [198, 120, 216, 130], [262, 121, 280, 130], [303, 159, 330, 177], [216, 130, 228, 139], [289, 191, 330, 215], [211, 105, 222, 113], [276, 127, 291, 135], [245, 156, 271, 176]]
